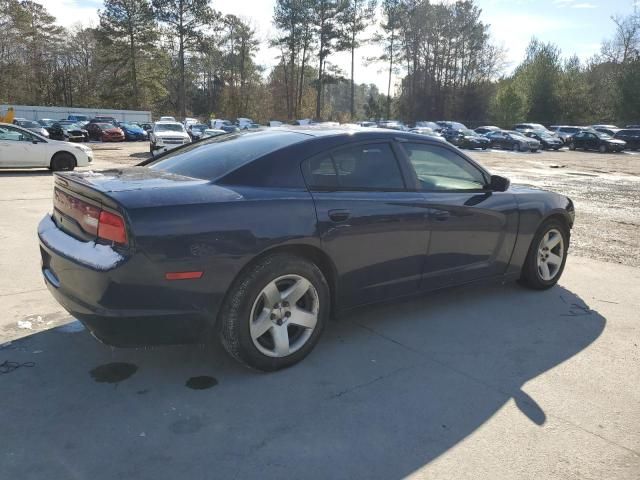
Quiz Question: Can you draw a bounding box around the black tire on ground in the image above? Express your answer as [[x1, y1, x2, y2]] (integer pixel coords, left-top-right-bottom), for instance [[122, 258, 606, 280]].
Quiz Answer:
[[568, 142, 576, 151], [50, 152, 76, 172], [519, 218, 570, 290], [218, 253, 330, 371], [599, 144, 608, 153], [149, 144, 154, 154], [512, 143, 520, 152]]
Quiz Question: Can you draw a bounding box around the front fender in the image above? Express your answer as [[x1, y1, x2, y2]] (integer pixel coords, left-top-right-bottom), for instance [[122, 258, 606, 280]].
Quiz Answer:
[[506, 188, 574, 277]]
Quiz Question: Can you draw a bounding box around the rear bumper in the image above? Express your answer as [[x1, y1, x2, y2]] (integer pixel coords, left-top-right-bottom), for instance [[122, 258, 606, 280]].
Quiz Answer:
[[102, 135, 125, 142], [38, 216, 210, 346]]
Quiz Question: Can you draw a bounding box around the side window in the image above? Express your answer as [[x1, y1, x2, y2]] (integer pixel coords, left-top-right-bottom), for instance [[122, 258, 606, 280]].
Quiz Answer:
[[303, 143, 405, 191], [0, 126, 32, 142], [305, 155, 338, 189], [402, 143, 487, 192]]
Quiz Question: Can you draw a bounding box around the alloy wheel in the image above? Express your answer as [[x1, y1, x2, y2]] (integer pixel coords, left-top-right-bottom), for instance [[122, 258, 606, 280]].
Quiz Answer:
[[536, 228, 564, 281], [249, 274, 319, 358]]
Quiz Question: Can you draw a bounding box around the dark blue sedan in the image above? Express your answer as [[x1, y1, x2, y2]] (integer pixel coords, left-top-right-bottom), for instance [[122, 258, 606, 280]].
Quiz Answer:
[[38, 128, 574, 371]]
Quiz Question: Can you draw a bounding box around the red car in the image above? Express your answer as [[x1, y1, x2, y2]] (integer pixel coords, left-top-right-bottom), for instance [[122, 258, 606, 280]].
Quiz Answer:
[[85, 122, 125, 142]]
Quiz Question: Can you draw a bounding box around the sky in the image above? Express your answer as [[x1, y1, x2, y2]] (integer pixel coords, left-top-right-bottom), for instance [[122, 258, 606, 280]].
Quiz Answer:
[[42, 0, 639, 93]]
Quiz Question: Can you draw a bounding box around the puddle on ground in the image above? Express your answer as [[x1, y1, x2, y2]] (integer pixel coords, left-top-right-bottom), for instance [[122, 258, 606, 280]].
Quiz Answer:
[[90, 362, 138, 383], [185, 376, 218, 390]]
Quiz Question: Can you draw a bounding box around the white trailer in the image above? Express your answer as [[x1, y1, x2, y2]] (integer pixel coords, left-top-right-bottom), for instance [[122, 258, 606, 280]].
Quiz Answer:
[[0, 104, 152, 123]]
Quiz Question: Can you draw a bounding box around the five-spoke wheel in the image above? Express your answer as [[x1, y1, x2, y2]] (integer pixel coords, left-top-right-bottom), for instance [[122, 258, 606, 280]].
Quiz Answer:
[[520, 219, 570, 289], [536, 228, 564, 281], [249, 274, 319, 358]]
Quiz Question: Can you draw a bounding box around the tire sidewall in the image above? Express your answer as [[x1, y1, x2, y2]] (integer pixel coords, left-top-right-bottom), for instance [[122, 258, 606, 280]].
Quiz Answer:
[[220, 254, 329, 371], [51, 153, 75, 171]]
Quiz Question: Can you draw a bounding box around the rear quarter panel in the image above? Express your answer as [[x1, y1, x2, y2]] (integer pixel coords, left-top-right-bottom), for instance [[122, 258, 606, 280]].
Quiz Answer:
[[121, 184, 319, 320]]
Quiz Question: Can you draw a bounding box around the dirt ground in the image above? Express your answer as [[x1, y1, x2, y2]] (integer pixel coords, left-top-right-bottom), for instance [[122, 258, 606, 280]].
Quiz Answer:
[[90, 141, 640, 268], [472, 148, 640, 267]]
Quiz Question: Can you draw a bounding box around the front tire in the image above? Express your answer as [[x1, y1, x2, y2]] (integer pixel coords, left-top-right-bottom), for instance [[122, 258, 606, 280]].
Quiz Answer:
[[50, 152, 76, 172], [219, 253, 329, 371], [568, 142, 576, 151], [599, 144, 608, 153], [519, 219, 569, 290]]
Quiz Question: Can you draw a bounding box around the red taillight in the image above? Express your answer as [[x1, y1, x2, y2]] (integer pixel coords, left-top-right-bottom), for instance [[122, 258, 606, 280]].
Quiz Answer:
[[98, 211, 127, 245], [54, 188, 101, 236]]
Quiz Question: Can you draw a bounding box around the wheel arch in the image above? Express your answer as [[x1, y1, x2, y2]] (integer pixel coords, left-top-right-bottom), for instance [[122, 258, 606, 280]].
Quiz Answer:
[[221, 243, 339, 321], [540, 209, 573, 232]]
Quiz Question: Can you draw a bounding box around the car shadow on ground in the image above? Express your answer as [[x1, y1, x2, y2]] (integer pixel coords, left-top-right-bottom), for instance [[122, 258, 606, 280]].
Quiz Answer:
[[129, 152, 151, 159], [0, 281, 605, 479]]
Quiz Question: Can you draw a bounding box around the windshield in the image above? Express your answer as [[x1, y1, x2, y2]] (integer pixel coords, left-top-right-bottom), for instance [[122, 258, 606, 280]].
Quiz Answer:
[[19, 120, 40, 128], [121, 123, 139, 129], [191, 125, 207, 132], [509, 132, 527, 139], [595, 132, 612, 139], [155, 123, 185, 132], [97, 123, 113, 129], [461, 129, 477, 136]]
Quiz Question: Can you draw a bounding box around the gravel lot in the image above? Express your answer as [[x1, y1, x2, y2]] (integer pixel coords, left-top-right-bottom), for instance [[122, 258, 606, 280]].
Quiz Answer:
[[91, 141, 640, 267], [473, 148, 640, 267]]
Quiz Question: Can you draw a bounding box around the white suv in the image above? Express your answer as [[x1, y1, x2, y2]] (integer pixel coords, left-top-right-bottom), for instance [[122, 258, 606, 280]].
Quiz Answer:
[[149, 121, 190, 156]]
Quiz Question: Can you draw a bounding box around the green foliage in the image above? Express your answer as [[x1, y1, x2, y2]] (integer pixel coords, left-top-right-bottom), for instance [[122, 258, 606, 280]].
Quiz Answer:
[[152, 0, 215, 117], [4, 0, 640, 128], [490, 81, 524, 127], [512, 38, 562, 123], [616, 60, 640, 123], [97, 0, 159, 109]]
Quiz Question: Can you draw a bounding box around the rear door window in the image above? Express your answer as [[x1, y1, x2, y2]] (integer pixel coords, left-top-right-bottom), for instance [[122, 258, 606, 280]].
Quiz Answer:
[[303, 143, 405, 191]]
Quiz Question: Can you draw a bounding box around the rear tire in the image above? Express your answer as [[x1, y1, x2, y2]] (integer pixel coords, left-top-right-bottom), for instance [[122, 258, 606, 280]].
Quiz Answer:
[[519, 219, 569, 290], [50, 152, 76, 172], [512, 143, 520, 152], [568, 142, 576, 151], [599, 144, 608, 153], [218, 253, 329, 371]]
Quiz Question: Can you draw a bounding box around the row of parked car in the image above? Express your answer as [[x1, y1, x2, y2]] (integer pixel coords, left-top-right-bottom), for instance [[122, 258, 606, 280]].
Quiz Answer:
[[12, 115, 151, 143], [372, 120, 639, 153]]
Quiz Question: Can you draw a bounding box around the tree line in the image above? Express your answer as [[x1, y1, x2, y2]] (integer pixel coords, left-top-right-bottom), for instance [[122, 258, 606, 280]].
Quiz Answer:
[[1, 0, 639, 126]]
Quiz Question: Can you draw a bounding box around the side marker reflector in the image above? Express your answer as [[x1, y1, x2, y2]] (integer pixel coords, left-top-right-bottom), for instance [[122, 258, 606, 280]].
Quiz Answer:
[[165, 271, 203, 280]]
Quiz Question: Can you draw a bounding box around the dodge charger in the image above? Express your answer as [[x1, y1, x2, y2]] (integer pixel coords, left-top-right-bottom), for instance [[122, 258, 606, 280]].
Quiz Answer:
[[38, 128, 574, 371]]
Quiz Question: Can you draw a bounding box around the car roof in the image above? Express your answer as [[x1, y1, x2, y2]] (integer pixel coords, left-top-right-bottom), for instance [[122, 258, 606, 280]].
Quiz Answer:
[[155, 121, 183, 125]]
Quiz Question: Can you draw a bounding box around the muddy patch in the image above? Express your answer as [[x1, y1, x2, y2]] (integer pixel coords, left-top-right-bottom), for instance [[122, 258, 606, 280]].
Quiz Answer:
[[90, 362, 138, 383], [185, 376, 218, 390]]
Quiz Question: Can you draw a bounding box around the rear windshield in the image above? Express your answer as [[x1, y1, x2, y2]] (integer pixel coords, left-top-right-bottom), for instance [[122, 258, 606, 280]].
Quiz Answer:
[[147, 130, 309, 181]]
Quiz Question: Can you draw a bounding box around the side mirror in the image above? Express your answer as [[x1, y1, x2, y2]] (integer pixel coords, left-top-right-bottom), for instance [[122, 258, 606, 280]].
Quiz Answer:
[[489, 174, 510, 192]]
